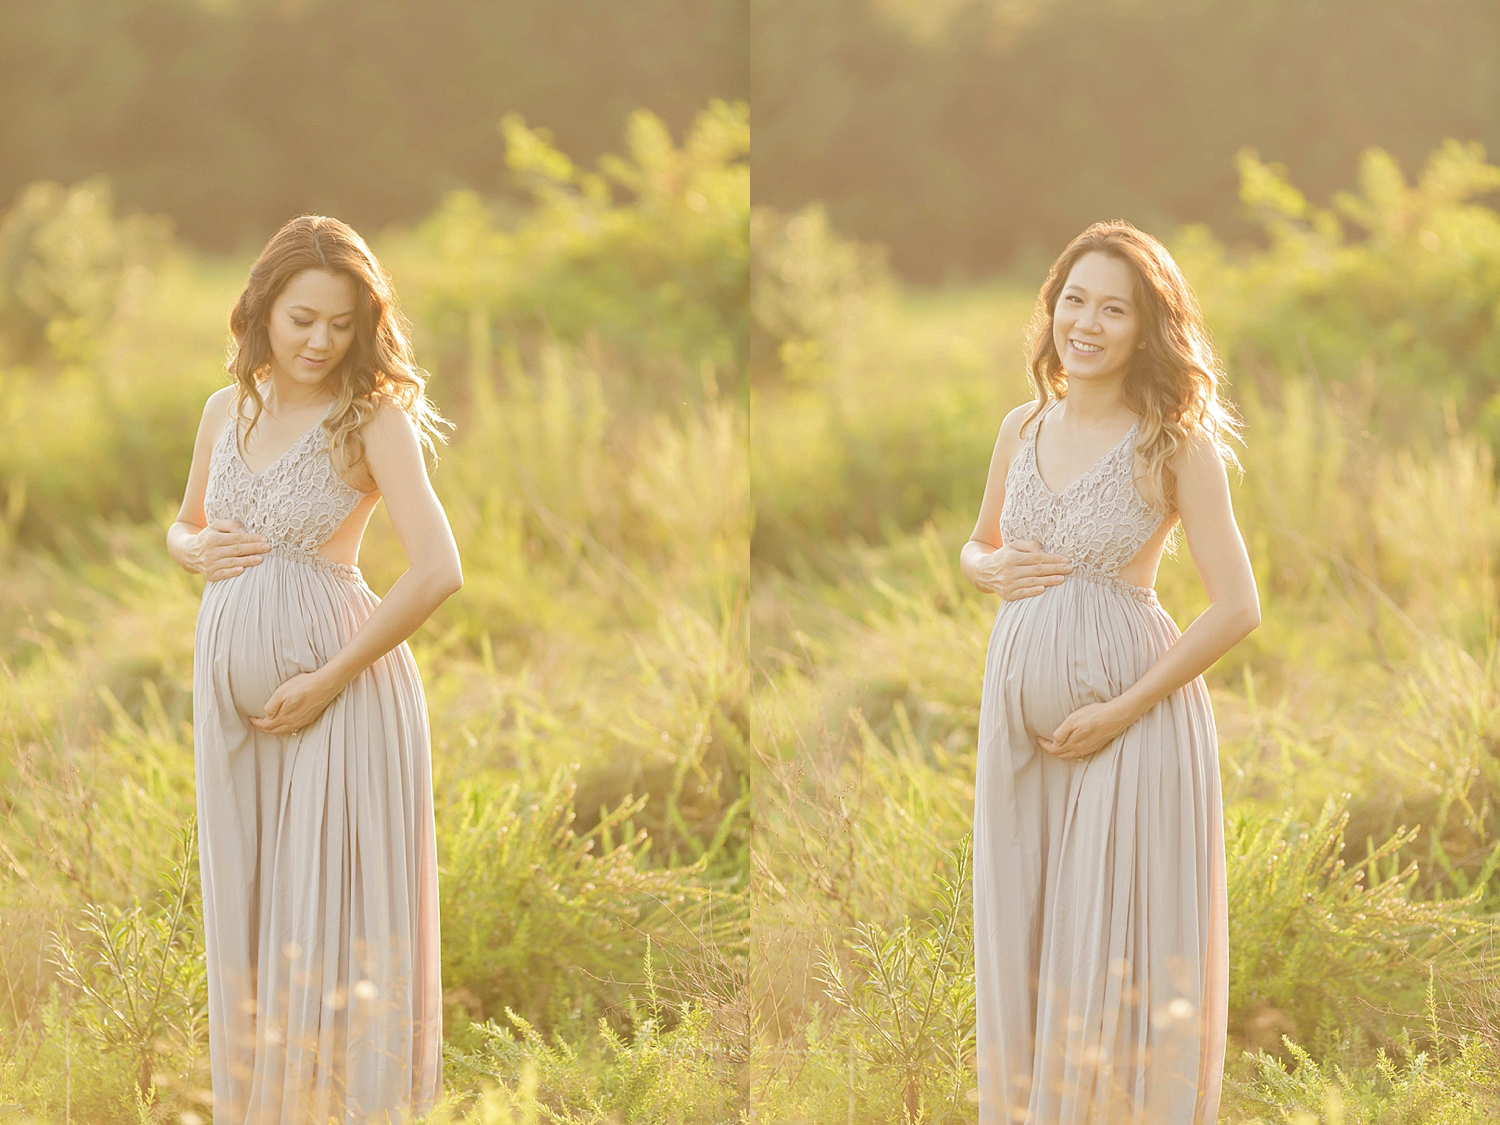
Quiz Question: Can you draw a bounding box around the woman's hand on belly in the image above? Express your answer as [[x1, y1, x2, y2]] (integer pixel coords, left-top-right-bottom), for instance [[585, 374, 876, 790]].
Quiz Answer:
[[249, 669, 341, 736], [1038, 700, 1131, 761], [974, 540, 1072, 600], [194, 519, 269, 581]]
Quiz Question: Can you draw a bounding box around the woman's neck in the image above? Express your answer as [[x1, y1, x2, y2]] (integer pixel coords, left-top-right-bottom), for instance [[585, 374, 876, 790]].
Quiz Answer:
[[259, 370, 335, 414], [1056, 377, 1130, 425]]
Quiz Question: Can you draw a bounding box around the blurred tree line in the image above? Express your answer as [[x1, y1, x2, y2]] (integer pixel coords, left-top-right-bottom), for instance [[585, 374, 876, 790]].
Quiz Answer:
[[0, 101, 748, 544], [754, 0, 1500, 279], [751, 137, 1500, 557], [0, 0, 746, 251]]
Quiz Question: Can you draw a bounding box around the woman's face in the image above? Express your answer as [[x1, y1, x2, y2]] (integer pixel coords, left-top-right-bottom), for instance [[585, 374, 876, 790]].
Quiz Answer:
[[1051, 250, 1143, 384], [266, 268, 358, 389]]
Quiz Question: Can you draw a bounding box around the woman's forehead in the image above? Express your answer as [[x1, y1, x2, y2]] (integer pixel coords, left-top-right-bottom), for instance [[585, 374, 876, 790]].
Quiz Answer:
[[277, 268, 357, 312], [1062, 251, 1136, 301]]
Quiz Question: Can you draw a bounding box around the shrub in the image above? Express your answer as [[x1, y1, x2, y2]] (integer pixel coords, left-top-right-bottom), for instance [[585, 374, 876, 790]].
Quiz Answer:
[[438, 769, 726, 1036], [1176, 140, 1500, 446], [441, 948, 742, 1125]]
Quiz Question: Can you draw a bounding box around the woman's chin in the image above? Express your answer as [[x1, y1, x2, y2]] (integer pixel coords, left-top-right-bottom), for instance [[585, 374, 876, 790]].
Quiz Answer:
[[1061, 364, 1128, 384], [271, 365, 335, 389]]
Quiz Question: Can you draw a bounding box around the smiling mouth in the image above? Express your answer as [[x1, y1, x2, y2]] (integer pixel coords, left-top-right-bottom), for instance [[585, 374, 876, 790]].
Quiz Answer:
[[1069, 339, 1104, 354]]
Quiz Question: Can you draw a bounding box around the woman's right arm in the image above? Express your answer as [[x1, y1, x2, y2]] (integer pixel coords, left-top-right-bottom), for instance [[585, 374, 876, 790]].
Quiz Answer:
[[958, 402, 1073, 598], [166, 388, 269, 580]]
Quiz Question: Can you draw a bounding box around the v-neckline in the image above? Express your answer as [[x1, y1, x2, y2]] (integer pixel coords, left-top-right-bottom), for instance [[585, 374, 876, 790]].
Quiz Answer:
[[234, 400, 335, 477], [1031, 406, 1139, 498]]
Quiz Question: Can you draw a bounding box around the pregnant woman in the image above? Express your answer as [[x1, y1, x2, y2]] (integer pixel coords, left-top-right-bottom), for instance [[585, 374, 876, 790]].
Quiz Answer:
[[960, 221, 1259, 1123], [167, 216, 461, 1123]]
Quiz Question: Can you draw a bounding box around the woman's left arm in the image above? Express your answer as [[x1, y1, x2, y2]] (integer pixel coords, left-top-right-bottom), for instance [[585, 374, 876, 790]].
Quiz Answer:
[[252, 405, 462, 735], [1041, 434, 1260, 760]]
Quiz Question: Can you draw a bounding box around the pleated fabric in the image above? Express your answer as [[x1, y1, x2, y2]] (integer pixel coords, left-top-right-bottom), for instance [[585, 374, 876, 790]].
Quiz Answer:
[[973, 405, 1228, 1124], [194, 406, 441, 1124]]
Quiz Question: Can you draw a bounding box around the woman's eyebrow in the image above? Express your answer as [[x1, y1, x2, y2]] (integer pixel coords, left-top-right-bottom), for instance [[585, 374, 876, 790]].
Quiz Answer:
[[1063, 285, 1133, 305], [288, 303, 356, 317]]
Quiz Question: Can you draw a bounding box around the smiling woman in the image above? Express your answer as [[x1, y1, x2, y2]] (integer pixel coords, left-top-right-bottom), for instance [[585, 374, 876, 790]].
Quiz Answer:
[[1051, 255, 1146, 389], [165, 215, 461, 1124], [959, 221, 1258, 1124], [275, 280, 355, 382]]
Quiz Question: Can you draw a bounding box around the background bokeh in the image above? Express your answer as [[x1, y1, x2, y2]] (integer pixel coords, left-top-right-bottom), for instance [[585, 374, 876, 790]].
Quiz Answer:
[[754, 0, 1500, 279], [4, 2, 1500, 1122], [750, 3, 1500, 1122], [0, 6, 751, 1121], [1, 0, 748, 250]]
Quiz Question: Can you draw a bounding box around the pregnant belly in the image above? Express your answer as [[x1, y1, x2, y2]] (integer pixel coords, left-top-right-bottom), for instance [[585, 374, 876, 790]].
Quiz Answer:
[[985, 578, 1167, 742], [196, 555, 370, 719]]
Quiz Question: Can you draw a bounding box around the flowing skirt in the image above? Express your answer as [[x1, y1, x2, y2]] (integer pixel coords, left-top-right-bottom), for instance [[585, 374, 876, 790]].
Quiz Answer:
[[973, 575, 1227, 1124], [194, 553, 442, 1125]]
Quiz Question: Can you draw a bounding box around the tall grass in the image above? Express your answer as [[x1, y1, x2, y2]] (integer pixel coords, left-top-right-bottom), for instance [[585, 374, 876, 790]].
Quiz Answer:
[[0, 104, 753, 1122], [748, 142, 1500, 1123], [5, 116, 1500, 1123]]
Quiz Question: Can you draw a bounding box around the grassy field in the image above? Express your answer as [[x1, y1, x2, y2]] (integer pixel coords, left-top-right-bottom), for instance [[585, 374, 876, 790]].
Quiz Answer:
[[4, 112, 1500, 1123], [0, 105, 752, 1123], [748, 140, 1500, 1124]]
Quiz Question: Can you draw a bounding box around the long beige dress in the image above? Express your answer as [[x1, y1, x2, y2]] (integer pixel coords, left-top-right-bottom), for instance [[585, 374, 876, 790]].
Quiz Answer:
[[194, 403, 442, 1124], [974, 405, 1228, 1124]]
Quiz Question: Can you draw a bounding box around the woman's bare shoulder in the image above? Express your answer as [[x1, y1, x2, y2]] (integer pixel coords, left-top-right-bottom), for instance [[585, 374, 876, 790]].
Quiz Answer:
[[1169, 424, 1235, 477], [197, 384, 237, 438], [203, 384, 236, 410], [351, 399, 423, 485], [1165, 425, 1240, 519], [1001, 400, 1038, 435], [360, 398, 421, 446], [992, 399, 1039, 463]]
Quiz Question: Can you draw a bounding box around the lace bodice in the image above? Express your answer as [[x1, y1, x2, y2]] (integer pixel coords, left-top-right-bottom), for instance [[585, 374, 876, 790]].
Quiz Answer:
[[1000, 405, 1168, 603], [204, 402, 365, 579]]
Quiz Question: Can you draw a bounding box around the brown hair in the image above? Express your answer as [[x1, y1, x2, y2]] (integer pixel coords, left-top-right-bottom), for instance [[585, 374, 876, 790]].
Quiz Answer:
[[227, 214, 447, 480], [1023, 219, 1239, 513]]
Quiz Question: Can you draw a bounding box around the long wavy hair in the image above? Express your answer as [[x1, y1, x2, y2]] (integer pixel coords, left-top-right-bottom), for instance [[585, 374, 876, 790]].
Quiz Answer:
[[227, 215, 447, 480], [1023, 220, 1239, 513]]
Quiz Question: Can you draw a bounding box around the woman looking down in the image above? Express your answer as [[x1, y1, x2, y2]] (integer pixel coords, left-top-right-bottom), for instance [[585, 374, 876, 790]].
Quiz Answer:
[[167, 215, 460, 1124]]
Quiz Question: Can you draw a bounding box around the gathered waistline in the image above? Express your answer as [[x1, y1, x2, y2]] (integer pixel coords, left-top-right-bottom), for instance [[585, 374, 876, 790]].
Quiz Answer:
[[1069, 563, 1159, 605], [265, 543, 363, 584]]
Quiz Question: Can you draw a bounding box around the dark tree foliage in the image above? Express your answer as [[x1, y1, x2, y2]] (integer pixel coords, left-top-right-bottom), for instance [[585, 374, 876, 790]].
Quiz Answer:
[[753, 0, 1500, 279], [0, 0, 747, 250]]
